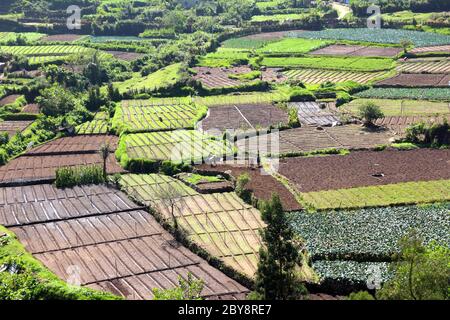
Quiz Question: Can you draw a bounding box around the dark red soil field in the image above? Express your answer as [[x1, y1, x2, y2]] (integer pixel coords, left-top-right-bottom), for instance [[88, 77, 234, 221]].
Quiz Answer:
[[279, 149, 450, 192], [192, 66, 285, 89], [200, 103, 289, 133], [2, 184, 248, 300], [0, 94, 21, 106], [26, 135, 119, 156], [0, 120, 34, 136], [376, 115, 450, 135], [106, 51, 145, 61], [311, 44, 402, 57], [0, 153, 124, 185], [410, 45, 450, 54], [376, 73, 450, 87], [41, 34, 86, 42], [242, 30, 305, 40], [197, 164, 302, 211]]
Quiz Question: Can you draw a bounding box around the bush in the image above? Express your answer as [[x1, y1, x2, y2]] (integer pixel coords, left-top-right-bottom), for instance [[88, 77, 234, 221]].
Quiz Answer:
[[0, 148, 8, 165], [160, 160, 191, 176], [235, 173, 252, 204], [406, 120, 450, 147], [348, 291, 376, 300], [55, 166, 105, 188], [288, 107, 300, 128], [358, 102, 384, 126], [289, 88, 316, 102]]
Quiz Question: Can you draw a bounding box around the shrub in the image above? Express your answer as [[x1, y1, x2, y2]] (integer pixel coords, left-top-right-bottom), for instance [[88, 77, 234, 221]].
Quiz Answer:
[[235, 173, 252, 204], [358, 102, 384, 126], [160, 160, 191, 176], [348, 291, 376, 300], [406, 120, 450, 146], [55, 165, 105, 188], [126, 158, 159, 173], [288, 107, 300, 128], [289, 88, 316, 102]]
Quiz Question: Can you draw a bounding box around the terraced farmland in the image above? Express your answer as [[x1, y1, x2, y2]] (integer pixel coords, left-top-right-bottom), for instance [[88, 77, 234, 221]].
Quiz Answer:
[[289, 102, 341, 126], [112, 100, 207, 133], [0, 120, 33, 136], [0, 45, 94, 56], [376, 73, 450, 87], [284, 69, 387, 84], [311, 44, 402, 57], [119, 174, 265, 277], [76, 119, 109, 135], [410, 45, 450, 54], [397, 58, 450, 73], [0, 184, 248, 300], [355, 88, 450, 101], [118, 130, 234, 164], [376, 115, 450, 135]]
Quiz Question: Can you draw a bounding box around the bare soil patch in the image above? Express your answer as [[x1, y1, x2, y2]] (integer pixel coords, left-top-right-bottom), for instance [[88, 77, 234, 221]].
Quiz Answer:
[[410, 45, 450, 54], [279, 149, 450, 193], [0, 94, 21, 106], [376, 115, 450, 135], [242, 30, 305, 41], [200, 103, 288, 133], [290, 102, 341, 126], [106, 51, 145, 61], [22, 104, 40, 114], [0, 120, 33, 136], [376, 73, 450, 87], [197, 164, 302, 211]]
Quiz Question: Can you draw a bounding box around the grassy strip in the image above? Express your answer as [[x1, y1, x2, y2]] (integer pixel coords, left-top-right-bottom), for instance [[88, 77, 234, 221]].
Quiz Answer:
[[301, 180, 450, 210], [0, 226, 120, 300]]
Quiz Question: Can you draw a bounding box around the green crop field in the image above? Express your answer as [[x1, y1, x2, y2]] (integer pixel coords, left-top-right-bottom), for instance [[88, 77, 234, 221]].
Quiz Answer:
[[195, 90, 290, 106], [355, 88, 450, 101], [263, 56, 395, 72], [251, 13, 309, 23], [114, 63, 183, 94], [112, 100, 207, 134], [257, 38, 331, 55], [222, 37, 274, 49], [0, 45, 94, 56], [196, 48, 250, 67], [289, 28, 450, 47], [341, 99, 450, 116], [301, 180, 450, 210], [76, 120, 109, 135], [0, 32, 46, 43], [117, 130, 235, 164]]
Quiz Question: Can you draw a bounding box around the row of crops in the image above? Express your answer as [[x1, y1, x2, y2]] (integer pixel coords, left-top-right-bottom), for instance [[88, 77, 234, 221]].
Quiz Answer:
[[301, 180, 450, 210], [112, 101, 207, 134], [289, 204, 450, 293], [119, 174, 266, 278], [284, 69, 387, 84], [0, 45, 93, 56], [355, 87, 450, 101], [117, 130, 235, 165]]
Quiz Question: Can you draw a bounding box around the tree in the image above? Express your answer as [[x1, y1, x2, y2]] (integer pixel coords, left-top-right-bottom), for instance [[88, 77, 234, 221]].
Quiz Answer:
[[358, 102, 384, 127], [155, 184, 186, 230], [253, 194, 307, 300], [36, 85, 78, 117], [377, 230, 450, 300], [99, 143, 110, 182], [235, 173, 252, 204], [153, 273, 204, 300], [400, 39, 413, 54]]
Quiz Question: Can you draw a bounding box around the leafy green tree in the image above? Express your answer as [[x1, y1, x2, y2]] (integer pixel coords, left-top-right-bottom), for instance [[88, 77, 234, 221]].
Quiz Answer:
[[377, 230, 450, 300], [36, 85, 78, 117], [153, 273, 204, 300], [253, 194, 307, 300], [358, 102, 384, 127]]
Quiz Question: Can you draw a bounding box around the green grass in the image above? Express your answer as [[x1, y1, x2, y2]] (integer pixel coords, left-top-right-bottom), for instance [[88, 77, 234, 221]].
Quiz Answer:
[[340, 98, 450, 116], [301, 180, 450, 210], [0, 32, 46, 44], [114, 63, 184, 94], [222, 38, 274, 50], [184, 173, 225, 185], [263, 56, 395, 72], [355, 88, 450, 101], [0, 225, 120, 300], [257, 38, 331, 55], [381, 11, 440, 24], [251, 13, 308, 23], [290, 28, 450, 47]]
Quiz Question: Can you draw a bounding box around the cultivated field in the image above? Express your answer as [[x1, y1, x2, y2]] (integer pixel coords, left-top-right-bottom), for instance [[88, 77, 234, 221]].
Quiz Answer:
[[290, 102, 341, 126], [355, 88, 450, 101], [199, 103, 289, 134], [76, 120, 109, 135], [340, 99, 450, 117], [0, 45, 94, 56], [279, 149, 450, 193], [284, 69, 387, 84], [311, 44, 402, 57], [236, 125, 394, 156], [410, 45, 450, 54], [119, 174, 265, 277], [112, 100, 207, 133], [105, 51, 145, 61], [397, 58, 450, 73], [376, 73, 450, 87], [0, 184, 248, 300], [376, 115, 450, 135], [0, 120, 33, 136], [119, 130, 234, 164], [40, 34, 87, 42]]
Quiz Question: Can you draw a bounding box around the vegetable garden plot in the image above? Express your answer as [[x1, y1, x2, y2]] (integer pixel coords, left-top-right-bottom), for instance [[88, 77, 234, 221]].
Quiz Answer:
[[355, 87, 450, 101], [119, 174, 265, 277], [376, 73, 450, 87], [340, 98, 450, 117], [0, 153, 125, 185], [284, 69, 387, 84], [0, 45, 94, 56], [397, 58, 450, 74], [41, 34, 87, 42], [289, 102, 341, 126], [0, 94, 21, 106], [26, 135, 119, 156], [22, 103, 40, 114], [310, 44, 402, 57], [76, 120, 109, 135], [301, 180, 450, 210], [410, 45, 450, 54], [2, 183, 248, 300], [0, 184, 140, 227], [199, 103, 289, 134], [236, 125, 394, 156], [0, 120, 33, 136], [112, 101, 207, 133], [376, 115, 450, 135], [105, 51, 145, 61], [279, 149, 450, 193], [121, 131, 234, 163]]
